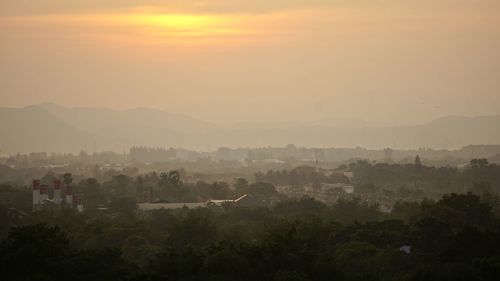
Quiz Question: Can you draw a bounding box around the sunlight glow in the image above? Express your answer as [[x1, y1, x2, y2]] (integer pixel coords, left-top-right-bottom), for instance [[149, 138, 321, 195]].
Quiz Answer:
[[0, 9, 305, 47], [117, 13, 243, 38]]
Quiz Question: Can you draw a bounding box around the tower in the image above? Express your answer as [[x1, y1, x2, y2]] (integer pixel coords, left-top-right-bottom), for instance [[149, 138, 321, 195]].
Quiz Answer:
[[65, 185, 73, 207], [75, 193, 84, 212], [32, 179, 40, 211], [143, 189, 152, 203], [53, 179, 62, 205], [40, 184, 49, 202]]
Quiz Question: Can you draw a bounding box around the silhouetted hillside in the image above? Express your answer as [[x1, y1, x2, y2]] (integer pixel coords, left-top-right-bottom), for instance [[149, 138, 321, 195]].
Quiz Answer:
[[34, 103, 216, 152], [38, 103, 215, 134], [0, 106, 95, 153], [1, 104, 500, 153]]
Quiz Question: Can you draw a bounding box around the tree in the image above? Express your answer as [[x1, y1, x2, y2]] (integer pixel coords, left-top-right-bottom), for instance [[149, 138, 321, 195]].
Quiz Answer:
[[63, 173, 73, 187], [234, 178, 249, 190], [209, 182, 230, 199], [77, 178, 102, 212], [109, 197, 137, 217], [470, 158, 489, 169], [168, 170, 181, 185], [355, 183, 378, 194], [274, 196, 326, 216], [334, 241, 379, 280], [274, 270, 310, 281], [108, 174, 135, 198], [148, 246, 203, 280], [415, 155, 422, 168], [0, 224, 70, 281], [202, 243, 253, 281], [391, 201, 421, 222], [421, 193, 494, 231], [246, 182, 279, 198], [121, 235, 156, 268], [160, 170, 181, 186], [332, 198, 381, 224]]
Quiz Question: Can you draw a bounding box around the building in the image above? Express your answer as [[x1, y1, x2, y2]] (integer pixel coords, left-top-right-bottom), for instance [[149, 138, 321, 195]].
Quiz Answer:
[[138, 202, 208, 210], [53, 179, 62, 205], [32, 178, 77, 211], [32, 180, 40, 211], [322, 183, 354, 194], [137, 194, 263, 210]]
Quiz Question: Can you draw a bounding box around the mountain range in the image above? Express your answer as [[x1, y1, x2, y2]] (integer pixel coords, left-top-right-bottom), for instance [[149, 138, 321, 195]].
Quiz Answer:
[[1, 103, 500, 154]]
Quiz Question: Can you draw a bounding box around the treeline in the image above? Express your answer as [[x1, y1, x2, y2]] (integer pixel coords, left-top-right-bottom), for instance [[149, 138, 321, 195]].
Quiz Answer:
[[252, 159, 500, 203], [349, 158, 500, 198], [2, 159, 500, 214], [4, 145, 500, 170], [130, 146, 182, 163], [0, 170, 281, 214], [255, 165, 350, 186], [1, 193, 500, 280]]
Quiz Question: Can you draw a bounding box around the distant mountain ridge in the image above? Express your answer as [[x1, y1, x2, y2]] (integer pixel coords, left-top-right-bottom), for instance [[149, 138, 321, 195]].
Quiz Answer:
[[1, 103, 499, 153], [0, 106, 95, 153], [36, 103, 215, 134]]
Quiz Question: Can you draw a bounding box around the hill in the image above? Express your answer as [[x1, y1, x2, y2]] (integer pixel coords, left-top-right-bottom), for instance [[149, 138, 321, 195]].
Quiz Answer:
[[0, 106, 95, 153], [1, 104, 499, 153]]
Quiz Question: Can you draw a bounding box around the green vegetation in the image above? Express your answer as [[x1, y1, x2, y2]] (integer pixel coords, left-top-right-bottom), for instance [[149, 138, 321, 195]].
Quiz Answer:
[[1, 158, 500, 280], [1, 192, 500, 281], [349, 159, 500, 198]]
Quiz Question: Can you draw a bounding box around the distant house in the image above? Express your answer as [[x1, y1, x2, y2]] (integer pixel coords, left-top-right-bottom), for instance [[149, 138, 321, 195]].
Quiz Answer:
[[399, 245, 411, 254], [207, 199, 235, 206], [137, 194, 266, 210], [322, 183, 354, 194], [138, 202, 207, 210], [233, 194, 271, 207], [343, 171, 354, 180]]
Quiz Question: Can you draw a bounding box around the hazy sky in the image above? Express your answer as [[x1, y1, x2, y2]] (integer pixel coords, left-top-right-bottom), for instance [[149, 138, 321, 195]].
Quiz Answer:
[[1, 1, 500, 126]]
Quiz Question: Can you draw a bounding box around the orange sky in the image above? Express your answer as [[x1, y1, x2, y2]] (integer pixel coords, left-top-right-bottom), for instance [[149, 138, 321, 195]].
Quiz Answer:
[[1, 1, 500, 126]]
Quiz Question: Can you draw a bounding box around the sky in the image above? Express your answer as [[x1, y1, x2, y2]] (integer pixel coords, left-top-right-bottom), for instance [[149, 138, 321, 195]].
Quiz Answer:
[[1, 0, 500, 126]]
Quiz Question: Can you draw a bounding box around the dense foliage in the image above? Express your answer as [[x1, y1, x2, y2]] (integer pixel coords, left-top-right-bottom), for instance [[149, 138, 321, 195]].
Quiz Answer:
[[1, 193, 500, 281], [349, 159, 500, 198]]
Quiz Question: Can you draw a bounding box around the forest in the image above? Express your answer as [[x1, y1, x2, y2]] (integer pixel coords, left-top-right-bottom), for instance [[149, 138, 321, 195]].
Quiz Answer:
[[1, 159, 500, 280], [2, 192, 500, 281]]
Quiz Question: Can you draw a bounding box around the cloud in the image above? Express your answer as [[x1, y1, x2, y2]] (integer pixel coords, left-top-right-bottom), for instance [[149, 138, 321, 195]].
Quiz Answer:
[[0, 1, 335, 16], [3, 1, 500, 17]]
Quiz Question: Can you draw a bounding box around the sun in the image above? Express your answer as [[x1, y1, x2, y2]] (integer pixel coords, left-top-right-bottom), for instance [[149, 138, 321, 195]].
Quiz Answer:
[[0, 9, 291, 47], [118, 13, 242, 38]]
